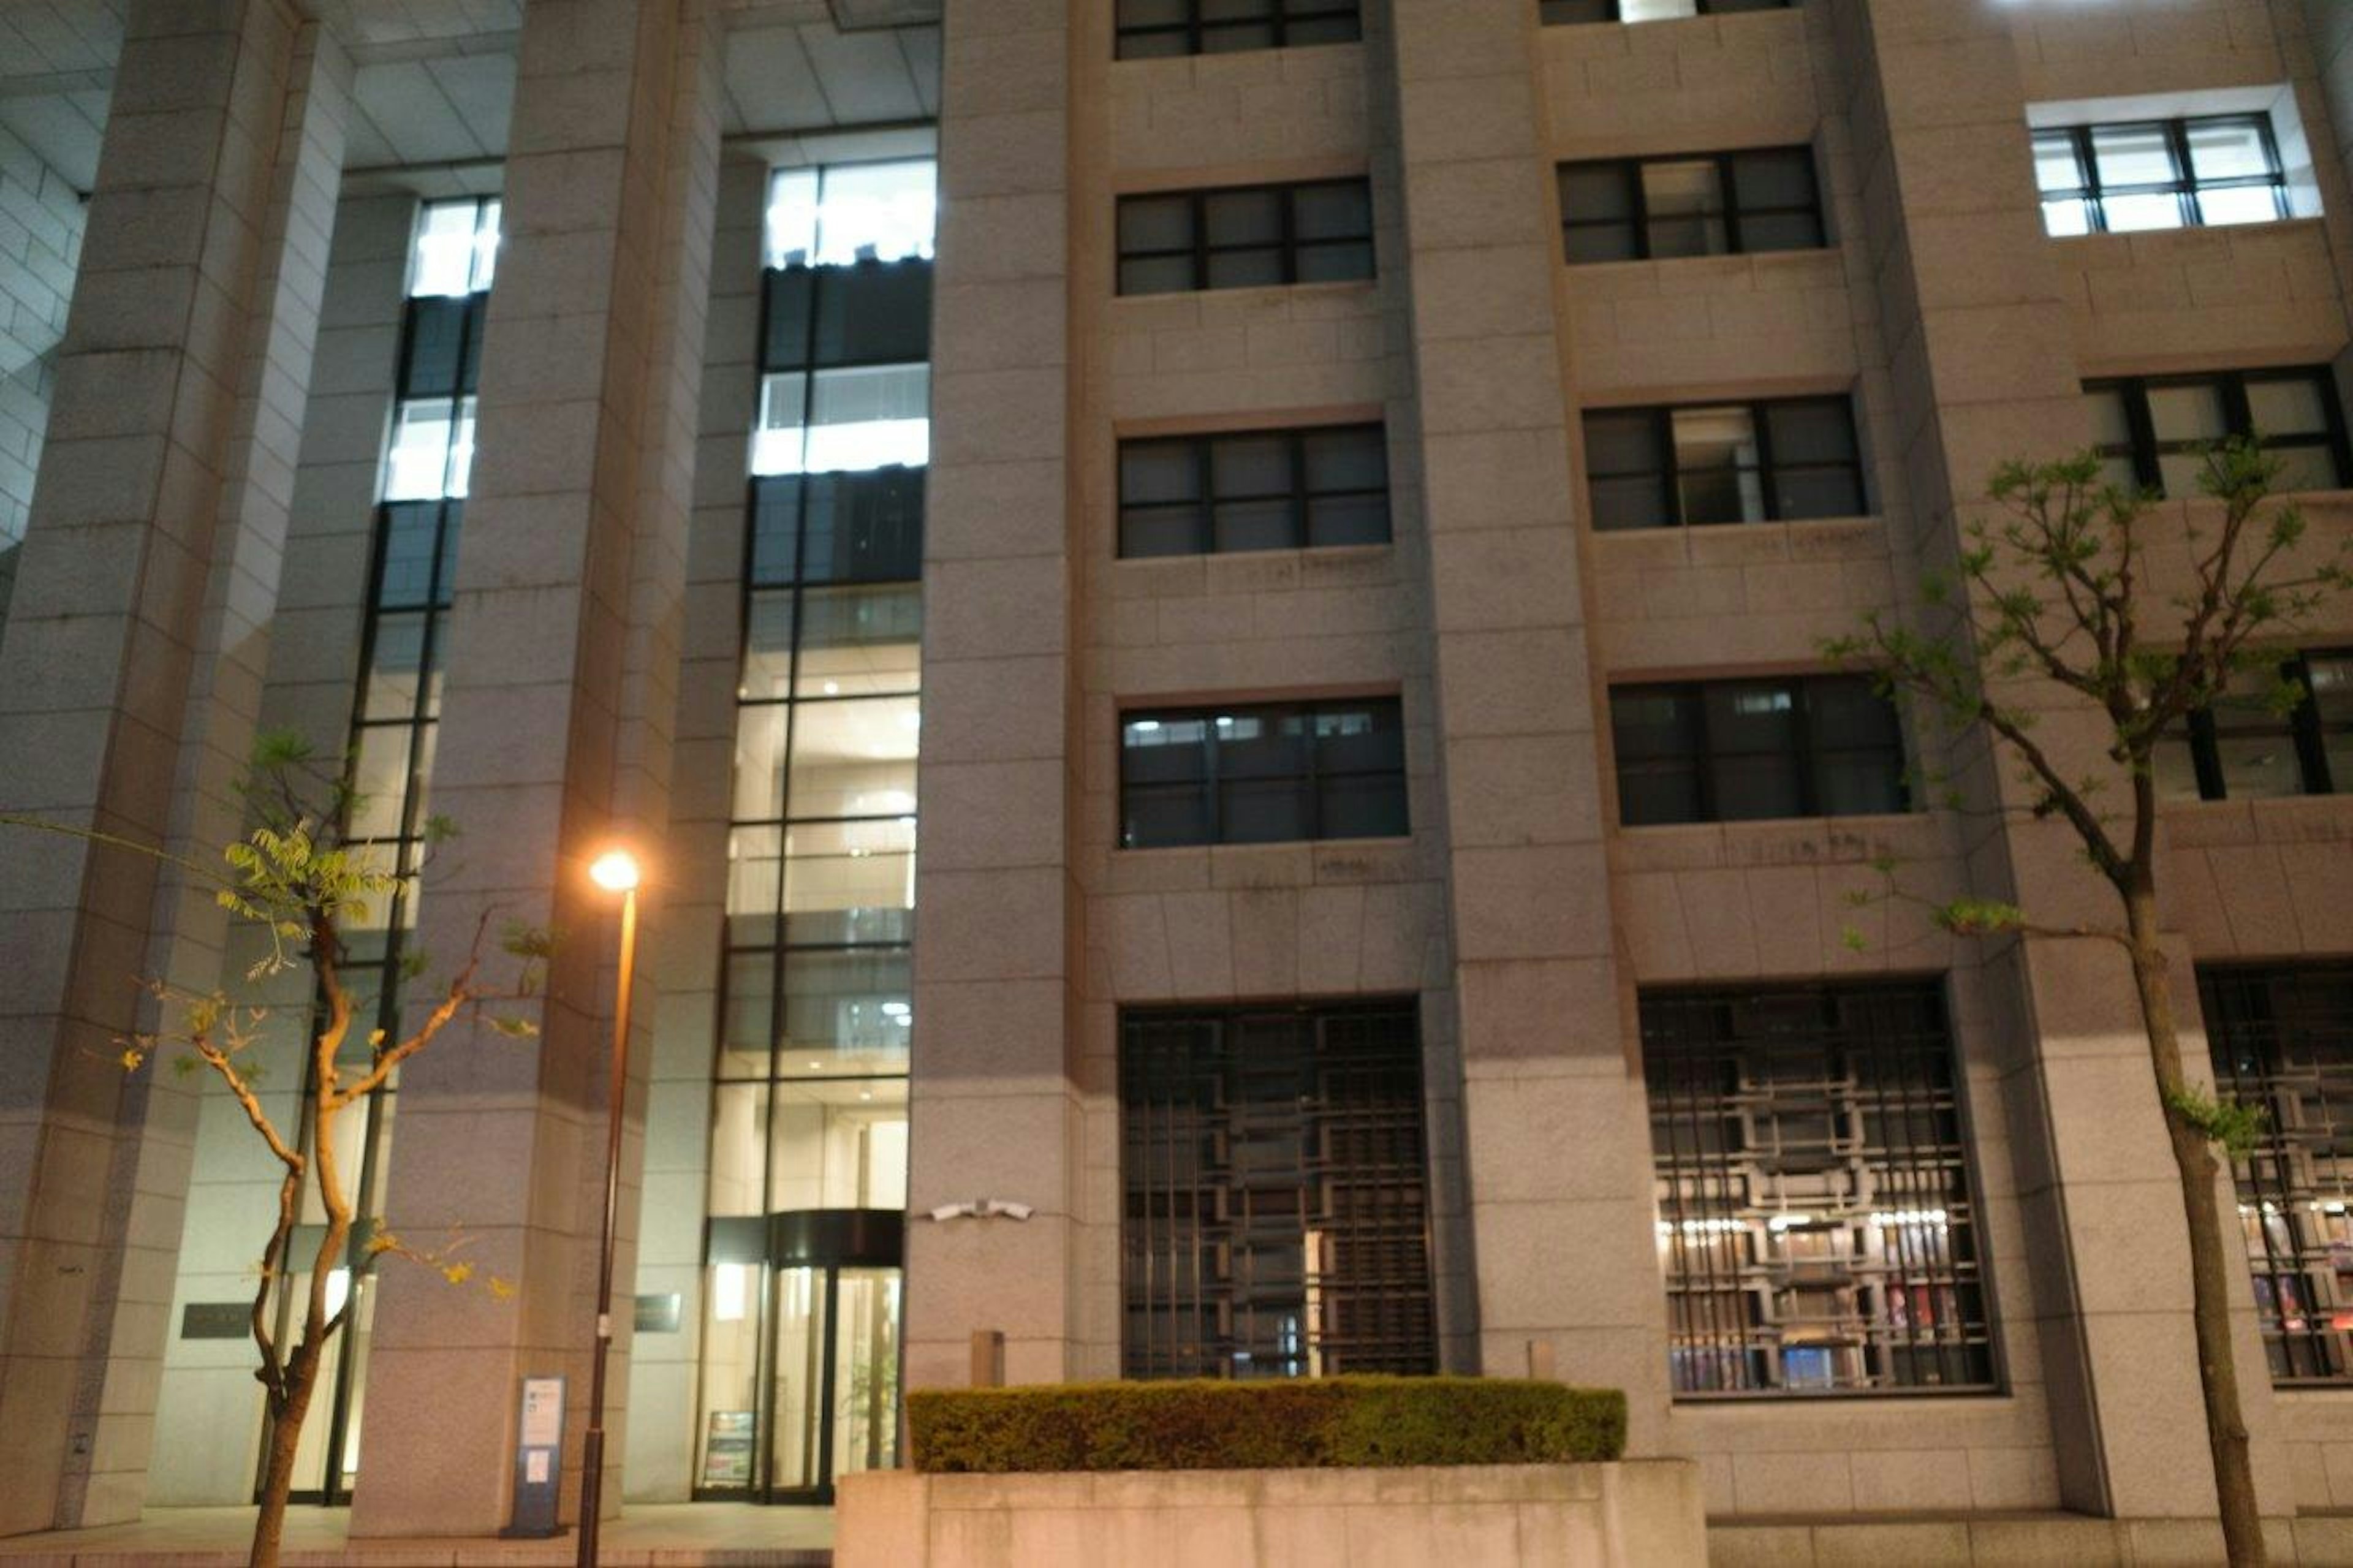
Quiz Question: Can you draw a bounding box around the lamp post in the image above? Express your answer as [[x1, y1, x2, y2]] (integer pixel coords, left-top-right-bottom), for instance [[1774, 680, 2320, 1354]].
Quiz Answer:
[[578, 848, 640, 1568]]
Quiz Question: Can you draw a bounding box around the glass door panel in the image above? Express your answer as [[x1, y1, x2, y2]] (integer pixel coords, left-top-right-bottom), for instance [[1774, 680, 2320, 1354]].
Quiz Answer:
[[695, 1262, 765, 1491], [770, 1265, 829, 1494], [832, 1268, 901, 1479]]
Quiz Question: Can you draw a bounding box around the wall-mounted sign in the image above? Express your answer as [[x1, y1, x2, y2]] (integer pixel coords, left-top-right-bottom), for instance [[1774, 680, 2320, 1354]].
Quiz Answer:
[[180, 1303, 249, 1340], [634, 1293, 682, 1333], [500, 1375, 566, 1540]]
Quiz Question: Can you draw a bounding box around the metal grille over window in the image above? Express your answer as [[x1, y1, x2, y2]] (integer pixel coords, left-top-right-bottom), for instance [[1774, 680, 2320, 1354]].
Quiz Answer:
[[2200, 963, 2353, 1383], [1115, 0, 1361, 58], [1642, 983, 1998, 1396], [1121, 1001, 1438, 1381], [2033, 114, 2289, 237]]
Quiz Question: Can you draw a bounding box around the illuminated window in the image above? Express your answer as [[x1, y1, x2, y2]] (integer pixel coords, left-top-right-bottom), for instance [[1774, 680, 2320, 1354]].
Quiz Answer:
[[764, 161, 936, 271], [2033, 115, 2287, 238], [1543, 0, 1789, 21], [2202, 963, 2353, 1383], [406, 197, 501, 297], [1643, 982, 1997, 1396]]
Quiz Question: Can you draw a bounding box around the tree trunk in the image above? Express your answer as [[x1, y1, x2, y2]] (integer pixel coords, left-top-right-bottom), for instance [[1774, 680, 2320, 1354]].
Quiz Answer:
[[2127, 900, 2267, 1566], [248, 1341, 325, 1568]]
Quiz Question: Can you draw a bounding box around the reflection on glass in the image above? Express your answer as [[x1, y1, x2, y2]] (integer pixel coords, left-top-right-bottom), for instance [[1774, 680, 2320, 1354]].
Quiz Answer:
[[779, 949, 911, 1077], [765, 161, 938, 271], [771, 1268, 828, 1492], [768, 1079, 909, 1211], [408, 198, 501, 298], [697, 1262, 765, 1490], [752, 368, 931, 476], [382, 398, 476, 501], [833, 1270, 902, 1478]]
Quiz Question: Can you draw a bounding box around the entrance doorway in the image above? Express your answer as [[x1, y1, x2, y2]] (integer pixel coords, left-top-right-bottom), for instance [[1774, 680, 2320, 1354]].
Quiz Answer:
[[695, 1209, 902, 1504]]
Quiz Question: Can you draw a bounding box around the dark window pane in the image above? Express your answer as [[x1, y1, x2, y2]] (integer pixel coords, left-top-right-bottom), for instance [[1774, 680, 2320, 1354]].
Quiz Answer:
[[1207, 248, 1286, 289], [1775, 468, 1865, 520], [1712, 753, 1806, 820], [1763, 400, 1858, 464], [1212, 433, 1293, 496], [798, 468, 925, 583], [1123, 439, 1200, 506], [1306, 493, 1390, 547], [1586, 409, 1664, 475], [1736, 211, 1826, 252], [2246, 375, 2332, 439], [1295, 241, 1375, 282], [1120, 254, 1197, 295], [1221, 777, 1313, 841], [1591, 475, 1670, 529], [401, 295, 476, 398], [763, 267, 814, 369], [1285, 15, 1361, 44], [1123, 503, 1208, 558], [1565, 222, 1642, 264], [1213, 499, 1297, 551], [1294, 181, 1371, 241], [1643, 161, 1728, 257], [1205, 188, 1284, 247], [1320, 773, 1408, 837], [1126, 785, 1214, 848], [1618, 759, 1705, 825], [1200, 20, 1278, 51], [811, 259, 933, 366], [1729, 147, 1818, 211], [1120, 195, 1194, 253], [1561, 164, 1635, 222], [1303, 425, 1387, 491]]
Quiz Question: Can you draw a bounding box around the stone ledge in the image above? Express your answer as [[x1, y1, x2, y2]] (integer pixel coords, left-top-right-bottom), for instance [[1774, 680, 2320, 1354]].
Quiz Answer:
[[1710, 1510, 2353, 1566], [838, 1460, 1705, 1567]]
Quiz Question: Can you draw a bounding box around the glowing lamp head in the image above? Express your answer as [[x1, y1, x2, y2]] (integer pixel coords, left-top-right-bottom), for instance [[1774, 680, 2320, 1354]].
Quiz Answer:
[[589, 850, 642, 893]]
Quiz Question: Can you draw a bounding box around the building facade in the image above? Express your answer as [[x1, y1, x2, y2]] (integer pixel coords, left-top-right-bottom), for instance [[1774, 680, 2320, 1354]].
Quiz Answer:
[[2, 0, 2353, 1556]]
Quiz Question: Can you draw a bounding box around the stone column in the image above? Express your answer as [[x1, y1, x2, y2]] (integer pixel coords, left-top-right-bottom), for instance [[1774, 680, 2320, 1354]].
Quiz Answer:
[[348, 0, 721, 1537], [1833, 0, 2294, 1523], [1382, 0, 1672, 1440], [904, 0, 1086, 1390], [0, 0, 345, 1534]]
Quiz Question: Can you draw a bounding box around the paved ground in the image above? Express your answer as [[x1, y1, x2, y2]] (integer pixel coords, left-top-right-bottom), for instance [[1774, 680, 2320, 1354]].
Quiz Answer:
[[0, 1504, 832, 1567]]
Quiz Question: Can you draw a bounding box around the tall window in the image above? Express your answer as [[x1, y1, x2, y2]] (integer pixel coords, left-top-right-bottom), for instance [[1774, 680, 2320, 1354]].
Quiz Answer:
[[1584, 397, 1865, 529], [699, 159, 933, 1506], [2085, 369, 2350, 499], [1544, 0, 1790, 20], [1611, 676, 1908, 826], [281, 195, 499, 1506], [1559, 147, 1823, 263], [1122, 1001, 1436, 1379], [2156, 649, 2352, 803], [1119, 423, 1390, 558], [2201, 963, 2353, 1383], [1115, 0, 1361, 58], [1643, 982, 1998, 1396], [2034, 115, 2289, 238], [1117, 180, 1375, 295], [1120, 697, 1408, 849]]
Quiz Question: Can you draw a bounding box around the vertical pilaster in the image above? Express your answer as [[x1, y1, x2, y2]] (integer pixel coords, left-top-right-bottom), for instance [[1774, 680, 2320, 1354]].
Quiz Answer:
[[1384, 0, 1671, 1440], [1835, 0, 2294, 1523], [349, 0, 719, 1536], [905, 0, 1086, 1390], [0, 0, 328, 1534]]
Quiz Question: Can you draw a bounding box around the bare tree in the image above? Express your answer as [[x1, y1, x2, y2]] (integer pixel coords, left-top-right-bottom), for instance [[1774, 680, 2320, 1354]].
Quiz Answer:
[[6, 732, 548, 1568], [1828, 440, 2349, 1567]]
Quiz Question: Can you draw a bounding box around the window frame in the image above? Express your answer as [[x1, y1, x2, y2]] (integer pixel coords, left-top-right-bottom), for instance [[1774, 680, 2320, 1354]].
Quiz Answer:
[[1542, 0, 1791, 21], [2085, 368, 2352, 501], [1117, 422, 1392, 558], [1559, 145, 1826, 264], [1114, 0, 1363, 59], [1609, 674, 1911, 827], [1116, 178, 1377, 296], [1584, 395, 1867, 530], [1118, 696, 1410, 849], [1641, 980, 2003, 1399], [2164, 649, 2351, 802], [2033, 113, 2289, 238]]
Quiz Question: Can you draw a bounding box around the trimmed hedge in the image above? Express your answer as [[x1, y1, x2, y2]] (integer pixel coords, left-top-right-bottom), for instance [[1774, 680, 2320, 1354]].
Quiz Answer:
[[907, 1376, 1626, 1474]]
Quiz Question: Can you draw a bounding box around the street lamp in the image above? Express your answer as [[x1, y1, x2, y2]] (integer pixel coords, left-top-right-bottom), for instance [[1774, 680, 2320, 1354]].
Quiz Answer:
[[578, 848, 640, 1567]]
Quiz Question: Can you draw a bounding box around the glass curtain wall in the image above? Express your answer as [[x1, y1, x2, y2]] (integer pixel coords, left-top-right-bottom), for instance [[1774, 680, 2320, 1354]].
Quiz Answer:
[[266, 197, 499, 1504], [695, 158, 933, 1505]]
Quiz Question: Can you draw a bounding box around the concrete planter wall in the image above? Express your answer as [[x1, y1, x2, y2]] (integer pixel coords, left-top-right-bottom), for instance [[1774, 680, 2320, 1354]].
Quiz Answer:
[[835, 1460, 1706, 1567]]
